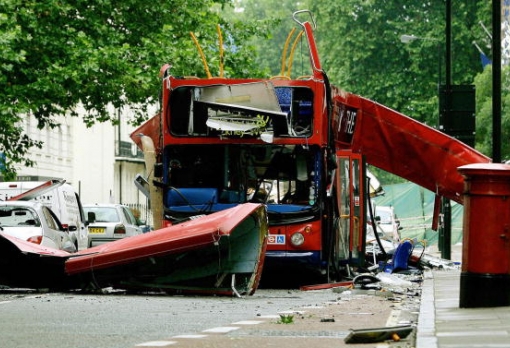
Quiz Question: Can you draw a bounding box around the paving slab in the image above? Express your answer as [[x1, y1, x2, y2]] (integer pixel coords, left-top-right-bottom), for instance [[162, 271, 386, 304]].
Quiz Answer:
[[417, 268, 510, 348]]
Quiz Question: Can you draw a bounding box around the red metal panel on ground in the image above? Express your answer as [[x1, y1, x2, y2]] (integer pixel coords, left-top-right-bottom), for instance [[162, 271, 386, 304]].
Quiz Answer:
[[66, 203, 266, 275], [333, 91, 491, 204], [0, 233, 70, 289], [0, 204, 267, 295]]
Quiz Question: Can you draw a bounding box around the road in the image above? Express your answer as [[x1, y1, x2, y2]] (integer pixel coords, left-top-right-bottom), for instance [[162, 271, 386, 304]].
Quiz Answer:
[[0, 278, 420, 348]]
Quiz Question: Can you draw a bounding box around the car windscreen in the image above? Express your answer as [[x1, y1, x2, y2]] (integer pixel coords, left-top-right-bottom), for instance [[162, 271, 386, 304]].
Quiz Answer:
[[84, 207, 120, 223], [0, 206, 40, 227], [376, 210, 392, 224]]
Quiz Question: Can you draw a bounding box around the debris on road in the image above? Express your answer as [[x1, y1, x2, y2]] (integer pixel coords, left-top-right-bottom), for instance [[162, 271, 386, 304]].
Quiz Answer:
[[344, 325, 413, 343]]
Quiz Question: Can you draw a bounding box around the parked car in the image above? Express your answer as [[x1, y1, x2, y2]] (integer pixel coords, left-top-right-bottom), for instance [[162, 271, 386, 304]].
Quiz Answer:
[[374, 205, 402, 242], [83, 203, 143, 247], [0, 201, 76, 252], [0, 180, 89, 251]]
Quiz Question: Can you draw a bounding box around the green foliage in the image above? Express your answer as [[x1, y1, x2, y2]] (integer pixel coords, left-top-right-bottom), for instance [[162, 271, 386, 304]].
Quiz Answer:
[[277, 314, 294, 324], [229, 0, 312, 78], [308, 1, 491, 127], [473, 64, 510, 161], [0, 0, 267, 176]]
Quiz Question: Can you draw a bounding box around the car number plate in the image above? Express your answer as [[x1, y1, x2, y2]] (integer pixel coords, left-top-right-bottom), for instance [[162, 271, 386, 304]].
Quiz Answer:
[[89, 227, 105, 234]]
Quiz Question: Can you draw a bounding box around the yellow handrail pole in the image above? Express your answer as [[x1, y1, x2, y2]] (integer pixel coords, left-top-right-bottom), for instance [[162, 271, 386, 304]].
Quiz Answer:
[[280, 28, 296, 76], [286, 30, 304, 78], [190, 32, 212, 79], [217, 24, 224, 78]]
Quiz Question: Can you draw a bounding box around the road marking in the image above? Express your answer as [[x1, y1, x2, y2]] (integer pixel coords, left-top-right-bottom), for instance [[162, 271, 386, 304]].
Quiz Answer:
[[136, 341, 177, 346], [203, 326, 239, 333], [232, 320, 264, 325], [172, 334, 208, 338]]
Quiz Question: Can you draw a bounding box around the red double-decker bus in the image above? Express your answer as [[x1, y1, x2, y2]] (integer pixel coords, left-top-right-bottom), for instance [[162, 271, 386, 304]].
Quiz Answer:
[[130, 11, 368, 281], [131, 10, 490, 282]]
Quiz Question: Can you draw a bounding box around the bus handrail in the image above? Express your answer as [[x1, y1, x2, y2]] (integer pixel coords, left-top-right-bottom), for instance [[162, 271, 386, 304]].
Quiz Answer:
[[292, 10, 317, 30]]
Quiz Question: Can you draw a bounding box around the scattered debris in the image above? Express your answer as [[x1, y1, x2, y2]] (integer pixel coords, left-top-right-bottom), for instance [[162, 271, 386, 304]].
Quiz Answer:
[[344, 325, 413, 343], [353, 274, 380, 286], [299, 280, 353, 291], [320, 317, 335, 322], [416, 253, 460, 270]]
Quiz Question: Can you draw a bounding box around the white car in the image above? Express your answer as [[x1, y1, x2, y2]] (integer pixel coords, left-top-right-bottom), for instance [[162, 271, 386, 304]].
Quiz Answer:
[[0, 201, 76, 252], [374, 205, 402, 242], [0, 180, 89, 251], [83, 204, 143, 247]]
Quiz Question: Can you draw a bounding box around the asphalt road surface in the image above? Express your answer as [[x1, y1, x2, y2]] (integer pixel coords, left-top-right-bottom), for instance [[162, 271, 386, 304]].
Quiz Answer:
[[0, 277, 421, 348]]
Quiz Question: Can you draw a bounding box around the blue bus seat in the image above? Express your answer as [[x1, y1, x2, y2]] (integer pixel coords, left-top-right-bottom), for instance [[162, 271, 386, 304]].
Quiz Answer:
[[384, 239, 414, 273], [167, 188, 218, 207]]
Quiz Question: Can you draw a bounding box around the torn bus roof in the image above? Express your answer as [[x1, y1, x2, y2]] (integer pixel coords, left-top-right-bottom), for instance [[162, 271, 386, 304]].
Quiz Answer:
[[0, 203, 268, 296], [0, 233, 70, 289], [65, 203, 268, 296], [332, 91, 491, 203]]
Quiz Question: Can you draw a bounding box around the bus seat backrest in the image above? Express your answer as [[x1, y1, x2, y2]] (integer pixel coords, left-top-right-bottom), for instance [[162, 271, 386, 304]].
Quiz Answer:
[[275, 87, 292, 113], [391, 240, 414, 271], [167, 188, 218, 206]]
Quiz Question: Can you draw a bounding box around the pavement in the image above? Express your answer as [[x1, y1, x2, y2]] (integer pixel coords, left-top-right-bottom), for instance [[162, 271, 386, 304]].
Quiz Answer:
[[417, 244, 510, 348]]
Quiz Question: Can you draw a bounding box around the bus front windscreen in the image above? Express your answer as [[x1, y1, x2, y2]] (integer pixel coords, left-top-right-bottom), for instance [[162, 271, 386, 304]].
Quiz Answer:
[[163, 144, 320, 215]]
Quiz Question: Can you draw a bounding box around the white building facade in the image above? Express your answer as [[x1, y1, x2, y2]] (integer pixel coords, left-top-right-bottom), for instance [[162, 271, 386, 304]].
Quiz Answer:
[[8, 106, 151, 224]]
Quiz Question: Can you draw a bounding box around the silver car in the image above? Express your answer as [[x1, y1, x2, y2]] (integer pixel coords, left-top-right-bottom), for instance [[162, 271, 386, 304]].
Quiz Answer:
[[0, 201, 76, 252], [83, 204, 143, 247]]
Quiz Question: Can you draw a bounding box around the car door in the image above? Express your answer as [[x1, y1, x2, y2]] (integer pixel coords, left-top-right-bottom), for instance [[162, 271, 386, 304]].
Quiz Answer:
[[50, 207, 76, 252], [120, 206, 142, 237], [41, 206, 72, 250]]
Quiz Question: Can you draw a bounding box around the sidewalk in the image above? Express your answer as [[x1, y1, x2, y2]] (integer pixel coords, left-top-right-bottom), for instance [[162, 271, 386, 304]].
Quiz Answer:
[[417, 245, 510, 348]]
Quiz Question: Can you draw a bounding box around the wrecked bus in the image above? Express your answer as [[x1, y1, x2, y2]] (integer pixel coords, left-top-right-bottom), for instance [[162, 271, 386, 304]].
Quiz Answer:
[[130, 10, 490, 281]]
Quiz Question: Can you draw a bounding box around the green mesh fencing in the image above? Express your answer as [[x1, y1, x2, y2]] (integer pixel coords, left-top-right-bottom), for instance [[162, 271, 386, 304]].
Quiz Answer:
[[372, 182, 463, 246]]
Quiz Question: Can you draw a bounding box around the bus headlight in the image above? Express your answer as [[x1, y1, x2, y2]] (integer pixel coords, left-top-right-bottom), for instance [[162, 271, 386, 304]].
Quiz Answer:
[[290, 232, 305, 246]]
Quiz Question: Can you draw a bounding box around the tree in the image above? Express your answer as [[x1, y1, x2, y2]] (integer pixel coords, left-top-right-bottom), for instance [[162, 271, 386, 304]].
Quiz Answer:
[[0, 0, 269, 177], [230, 0, 312, 78], [473, 64, 510, 161], [309, 1, 491, 126]]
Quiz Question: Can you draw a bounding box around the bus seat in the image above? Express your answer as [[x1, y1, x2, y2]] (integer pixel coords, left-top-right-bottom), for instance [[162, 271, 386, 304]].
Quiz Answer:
[[266, 204, 311, 213], [275, 87, 292, 113], [384, 239, 414, 273], [167, 188, 218, 207]]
